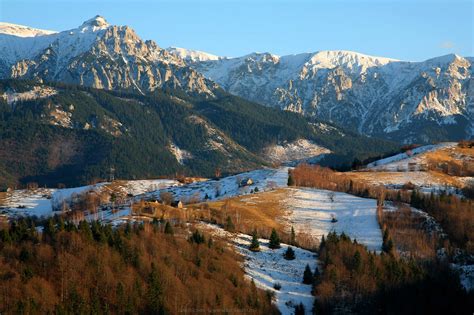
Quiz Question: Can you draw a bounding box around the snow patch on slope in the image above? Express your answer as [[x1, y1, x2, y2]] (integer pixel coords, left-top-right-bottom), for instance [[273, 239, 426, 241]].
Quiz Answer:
[[166, 47, 221, 62], [197, 223, 317, 315], [0, 22, 57, 37], [2, 86, 58, 105], [283, 187, 383, 251], [263, 139, 331, 164], [366, 142, 457, 171], [142, 167, 289, 203], [169, 143, 193, 164]]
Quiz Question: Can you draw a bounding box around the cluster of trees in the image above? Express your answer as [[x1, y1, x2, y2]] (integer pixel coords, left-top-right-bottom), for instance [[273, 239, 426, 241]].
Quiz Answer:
[[0, 217, 278, 314], [289, 164, 474, 254], [313, 232, 474, 314]]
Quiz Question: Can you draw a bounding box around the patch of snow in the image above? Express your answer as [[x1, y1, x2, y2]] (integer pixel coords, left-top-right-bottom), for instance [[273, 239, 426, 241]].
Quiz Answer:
[[263, 139, 331, 164], [452, 264, 474, 292], [141, 167, 289, 203], [197, 223, 317, 315], [0, 22, 57, 37], [120, 179, 181, 196], [166, 46, 221, 62], [365, 142, 457, 171], [282, 187, 383, 251], [0, 183, 103, 218], [2, 86, 57, 105], [169, 143, 193, 164], [0, 179, 180, 218]]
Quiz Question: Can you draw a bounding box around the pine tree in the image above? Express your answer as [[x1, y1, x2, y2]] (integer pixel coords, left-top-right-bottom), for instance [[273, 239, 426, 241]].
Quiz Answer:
[[290, 226, 297, 246], [382, 228, 394, 254], [164, 221, 173, 235], [287, 173, 294, 186], [303, 264, 313, 284], [249, 230, 260, 251], [294, 302, 305, 315], [190, 230, 205, 244], [284, 246, 296, 260], [352, 250, 362, 272], [225, 216, 235, 232], [269, 228, 281, 249], [147, 263, 165, 314]]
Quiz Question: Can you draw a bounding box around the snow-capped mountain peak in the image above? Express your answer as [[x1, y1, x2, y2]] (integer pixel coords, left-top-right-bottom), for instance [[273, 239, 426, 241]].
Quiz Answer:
[[1, 16, 219, 97], [77, 15, 110, 33], [166, 46, 221, 62], [0, 22, 57, 37], [190, 49, 472, 143], [306, 50, 398, 72]]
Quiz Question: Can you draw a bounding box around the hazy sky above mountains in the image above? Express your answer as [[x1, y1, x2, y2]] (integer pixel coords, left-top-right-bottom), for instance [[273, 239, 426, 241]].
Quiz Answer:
[[1, 0, 472, 61]]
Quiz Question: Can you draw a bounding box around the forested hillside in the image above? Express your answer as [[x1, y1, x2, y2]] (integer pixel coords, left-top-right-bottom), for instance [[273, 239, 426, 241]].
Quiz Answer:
[[0, 80, 398, 189], [0, 218, 278, 314]]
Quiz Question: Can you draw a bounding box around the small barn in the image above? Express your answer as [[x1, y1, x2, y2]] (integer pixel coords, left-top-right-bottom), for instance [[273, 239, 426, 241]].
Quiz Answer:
[[239, 178, 253, 187], [171, 200, 184, 208]]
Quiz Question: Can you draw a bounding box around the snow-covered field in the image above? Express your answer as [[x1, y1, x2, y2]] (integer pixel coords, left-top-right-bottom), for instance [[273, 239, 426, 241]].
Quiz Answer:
[[117, 179, 180, 196], [197, 223, 317, 315], [142, 167, 289, 203], [365, 142, 457, 171], [0, 179, 179, 218], [0, 184, 103, 218], [282, 188, 383, 251]]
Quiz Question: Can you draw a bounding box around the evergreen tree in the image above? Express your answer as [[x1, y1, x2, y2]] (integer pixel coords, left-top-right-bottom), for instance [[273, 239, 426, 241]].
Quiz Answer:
[[225, 216, 235, 232], [382, 228, 394, 254], [269, 228, 281, 249], [190, 230, 205, 244], [147, 263, 165, 314], [287, 173, 294, 186], [164, 221, 173, 235], [294, 302, 305, 315], [303, 264, 313, 284], [290, 226, 297, 246], [284, 246, 296, 260], [352, 250, 362, 272], [249, 230, 260, 251]]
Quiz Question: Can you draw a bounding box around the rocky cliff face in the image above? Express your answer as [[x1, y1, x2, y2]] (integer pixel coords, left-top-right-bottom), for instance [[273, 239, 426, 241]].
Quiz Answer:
[[190, 51, 473, 143], [1, 16, 218, 97]]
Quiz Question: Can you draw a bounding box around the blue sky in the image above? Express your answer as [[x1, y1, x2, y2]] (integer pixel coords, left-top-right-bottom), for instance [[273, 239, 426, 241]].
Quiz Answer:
[[1, 0, 472, 61]]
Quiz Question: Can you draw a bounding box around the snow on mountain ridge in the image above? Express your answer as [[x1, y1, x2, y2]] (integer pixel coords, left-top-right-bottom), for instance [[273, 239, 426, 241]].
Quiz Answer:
[[166, 47, 221, 62], [0, 22, 57, 37], [1, 16, 219, 97], [190, 49, 473, 143]]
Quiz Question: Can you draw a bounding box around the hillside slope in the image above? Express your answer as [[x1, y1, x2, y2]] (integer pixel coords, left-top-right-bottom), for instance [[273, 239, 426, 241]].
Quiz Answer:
[[190, 51, 474, 143], [0, 80, 397, 188]]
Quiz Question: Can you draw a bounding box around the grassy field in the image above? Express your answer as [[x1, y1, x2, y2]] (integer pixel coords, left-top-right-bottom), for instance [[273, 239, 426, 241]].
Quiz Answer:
[[188, 189, 290, 239]]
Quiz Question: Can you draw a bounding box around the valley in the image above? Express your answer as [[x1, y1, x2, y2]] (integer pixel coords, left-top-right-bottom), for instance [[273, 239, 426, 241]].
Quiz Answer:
[[0, 11, 473, 315], [1, 141, 473, 313]]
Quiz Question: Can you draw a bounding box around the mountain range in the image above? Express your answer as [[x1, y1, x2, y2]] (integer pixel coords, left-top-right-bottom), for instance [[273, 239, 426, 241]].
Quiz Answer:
[[185, 51, 474, 144], [1, 16, 472, 144]]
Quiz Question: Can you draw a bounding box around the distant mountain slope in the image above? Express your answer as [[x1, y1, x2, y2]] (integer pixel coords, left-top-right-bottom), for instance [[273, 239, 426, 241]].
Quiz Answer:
[[0, 16, 219, 97], [190, 51, 474, 143], [1, 16, 471, 144], [0, 80, 397, 189]]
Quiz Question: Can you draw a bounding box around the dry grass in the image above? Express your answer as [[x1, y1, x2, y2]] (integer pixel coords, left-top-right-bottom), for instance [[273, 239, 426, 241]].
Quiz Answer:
[[346, 170, 467, 188], [188, 189, 291, 239], [424, 146, 474, 176], [0, 192, 7, 207]]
